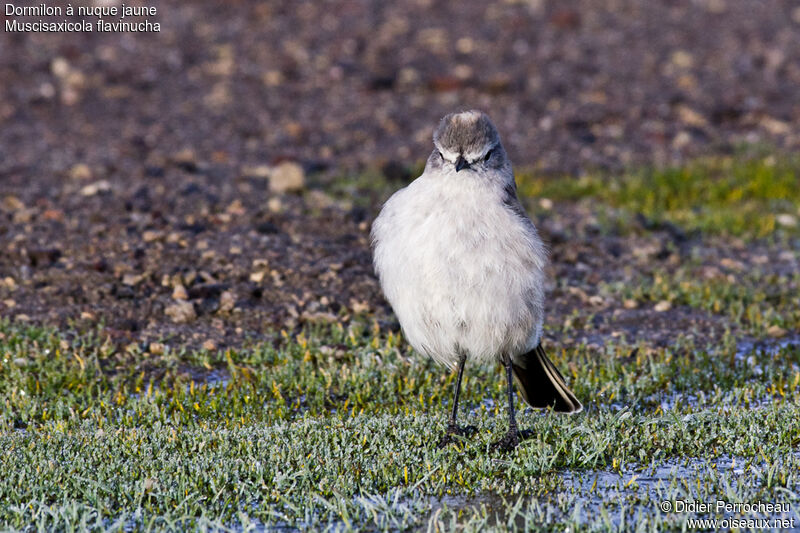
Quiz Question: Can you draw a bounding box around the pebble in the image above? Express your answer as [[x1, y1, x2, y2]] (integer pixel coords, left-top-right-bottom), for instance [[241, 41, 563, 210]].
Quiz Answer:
[[172, 284, 189, 300], [149, 342, 166, 355], [80, 180, 112, 196], [767, 325, 787, 338], [269, 161, 305, 193], [165, 301, 196, 323], [654, 300, 672, 312], [776, 214, 797, 228], [69, 164, 92, 181], [218, 290, 236, 313]]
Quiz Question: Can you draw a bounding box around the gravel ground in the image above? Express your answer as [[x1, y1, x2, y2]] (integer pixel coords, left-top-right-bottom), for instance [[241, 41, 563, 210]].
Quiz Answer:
[[1, 0, 799, 350]]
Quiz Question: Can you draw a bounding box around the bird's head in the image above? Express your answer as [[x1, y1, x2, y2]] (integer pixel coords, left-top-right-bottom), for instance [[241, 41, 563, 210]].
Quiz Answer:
[[430, 110, 507, 174]]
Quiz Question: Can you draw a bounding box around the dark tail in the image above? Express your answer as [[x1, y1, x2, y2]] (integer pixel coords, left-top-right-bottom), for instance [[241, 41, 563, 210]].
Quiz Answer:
[[511, 344, 582, 413]]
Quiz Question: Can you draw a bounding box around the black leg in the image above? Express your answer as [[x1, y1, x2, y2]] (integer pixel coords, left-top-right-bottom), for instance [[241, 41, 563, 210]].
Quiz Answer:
[[449, 353, 467, 427], [492, 355, 521, 451], [437, 354, 477, 448]]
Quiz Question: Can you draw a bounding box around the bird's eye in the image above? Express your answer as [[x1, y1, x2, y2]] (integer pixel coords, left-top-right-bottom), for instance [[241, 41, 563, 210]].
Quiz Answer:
[[484, 149, 494, 162], [437, 150, 444, 159]]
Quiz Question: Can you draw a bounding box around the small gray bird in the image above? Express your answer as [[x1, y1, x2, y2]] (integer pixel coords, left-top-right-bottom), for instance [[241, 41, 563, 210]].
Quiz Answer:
[[371, 110, 581, 451]]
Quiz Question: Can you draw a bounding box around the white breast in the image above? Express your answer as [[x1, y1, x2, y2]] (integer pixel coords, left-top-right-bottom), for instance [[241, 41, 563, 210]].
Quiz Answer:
[[371, 171, 547, 368]]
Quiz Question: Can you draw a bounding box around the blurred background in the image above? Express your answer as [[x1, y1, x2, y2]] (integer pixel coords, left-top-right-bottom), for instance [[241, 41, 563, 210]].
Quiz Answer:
[[1, 0, 799, 349]]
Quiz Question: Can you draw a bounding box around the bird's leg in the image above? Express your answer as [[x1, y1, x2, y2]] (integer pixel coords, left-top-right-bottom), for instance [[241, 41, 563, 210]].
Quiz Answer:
[[492, 354, 521, 451], [437, 353, 477, 448]]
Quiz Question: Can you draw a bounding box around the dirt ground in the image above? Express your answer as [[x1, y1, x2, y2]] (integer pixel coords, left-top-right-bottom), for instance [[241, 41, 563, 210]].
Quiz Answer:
[[1, 0, 799, 350]]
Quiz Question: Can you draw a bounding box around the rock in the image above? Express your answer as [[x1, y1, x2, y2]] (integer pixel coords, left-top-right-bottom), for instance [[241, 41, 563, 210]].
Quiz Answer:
[[202, 339, 217, 351], [122, 273, 144, 286], [676, 105, 707, 127], [268, 161, 305, 193], [172, 284, 188, 300], [654, 300, 672, 312], [142, 230, 163, 243], [69, 163, 92, 180], [760, 117, 790, 136], [165, 301, 196, 323], [767, 325, 787, 338], [218, 290, 236, 313], [670, 50, 694, 68], [149, 342, 165, 355], [80, 180, 112, 196], [2, 195, 24, 211], [242, 165, 272, 178], [776, 214, 797, 228], [623, 299, 638, 309]]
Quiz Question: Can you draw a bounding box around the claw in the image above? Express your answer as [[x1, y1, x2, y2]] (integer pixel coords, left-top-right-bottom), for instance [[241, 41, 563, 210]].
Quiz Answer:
[[437, 424, 478, 448], [491, 430, 521, 452]]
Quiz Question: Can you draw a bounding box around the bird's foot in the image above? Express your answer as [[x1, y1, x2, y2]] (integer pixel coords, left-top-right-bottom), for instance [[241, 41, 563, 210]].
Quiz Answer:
[[437, 424, 478, 448], [491, 427, 533, 452]]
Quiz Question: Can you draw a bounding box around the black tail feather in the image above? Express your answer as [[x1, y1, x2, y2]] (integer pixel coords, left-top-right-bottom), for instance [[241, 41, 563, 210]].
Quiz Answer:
[[511, 344, 582, 413]]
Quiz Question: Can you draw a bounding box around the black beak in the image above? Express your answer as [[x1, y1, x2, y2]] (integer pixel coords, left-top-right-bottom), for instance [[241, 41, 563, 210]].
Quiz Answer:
[[455, 156, 469, 172]]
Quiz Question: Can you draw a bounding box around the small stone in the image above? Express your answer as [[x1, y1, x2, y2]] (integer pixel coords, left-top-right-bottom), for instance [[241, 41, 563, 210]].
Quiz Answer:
[[676, 105, 707, 127], [2, 299, 15, 308], [776, 214, 797, 228], [249, 271, 266, 283], [165, 301, 196, 323], [122, 273, 144, 286], [218, 290, 236, 313], [202, 340, 217, 351], [149, 342, 165, 355], [268, 161, 306, 193], [142, 230, 163, 243], [350, 299, 370, 314], [267, 197, 283, 213], [588, 295, 605, 306], [51, 57, 70, 78], [767, 325, 787, 338], [242, 165, 272, 178], [623, 299, 639, 309], [80, 180, 112, 196], [720, 258, 745, 271], [306, 190, 335, 209], [172, 284, 188, 300], [69, 163, 92, 180], [654, 300, 672, 312], [2, 195, 25, 211], [670, 50, 694, 68], [539, 198, 553, 210], [760, 117, 790, 135]]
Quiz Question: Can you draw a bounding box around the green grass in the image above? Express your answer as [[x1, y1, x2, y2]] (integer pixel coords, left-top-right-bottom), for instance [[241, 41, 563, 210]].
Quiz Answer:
[[518, 154, 800, 238], [1, 321, 799, 531]]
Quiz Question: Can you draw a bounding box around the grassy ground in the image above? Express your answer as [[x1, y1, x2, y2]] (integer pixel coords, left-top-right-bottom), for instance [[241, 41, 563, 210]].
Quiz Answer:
[[2, 153, 799, 531]]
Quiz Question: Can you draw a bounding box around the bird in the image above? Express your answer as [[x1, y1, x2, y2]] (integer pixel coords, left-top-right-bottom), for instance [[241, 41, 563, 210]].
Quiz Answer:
[[371, 110, 582, 451]]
